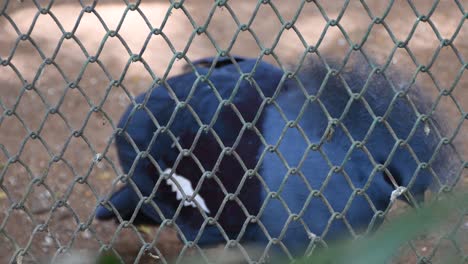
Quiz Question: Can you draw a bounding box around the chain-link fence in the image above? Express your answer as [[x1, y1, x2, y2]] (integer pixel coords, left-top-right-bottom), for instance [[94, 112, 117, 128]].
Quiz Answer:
[[0, 0, 466, 263]]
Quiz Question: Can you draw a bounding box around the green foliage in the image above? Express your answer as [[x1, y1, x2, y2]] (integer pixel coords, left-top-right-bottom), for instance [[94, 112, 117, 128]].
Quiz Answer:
[[95, 253, 121, 264], [299, 192, 468, 264]]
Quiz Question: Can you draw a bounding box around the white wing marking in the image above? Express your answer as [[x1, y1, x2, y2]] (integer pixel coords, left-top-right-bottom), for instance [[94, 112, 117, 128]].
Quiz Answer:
[[163, 169, 210, 213]]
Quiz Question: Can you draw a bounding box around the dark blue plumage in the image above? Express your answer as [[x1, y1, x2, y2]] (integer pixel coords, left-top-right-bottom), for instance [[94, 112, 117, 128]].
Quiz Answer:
[[96, 56, 284, 244], [96, 56, 449, 258]]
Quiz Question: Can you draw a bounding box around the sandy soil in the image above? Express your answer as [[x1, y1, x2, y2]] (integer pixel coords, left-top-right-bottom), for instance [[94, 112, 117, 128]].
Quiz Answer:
[[0, 0, 466, 263]]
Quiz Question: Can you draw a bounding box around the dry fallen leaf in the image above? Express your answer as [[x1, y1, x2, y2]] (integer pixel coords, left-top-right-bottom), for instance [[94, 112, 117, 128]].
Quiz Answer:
[[137, 225, 154, 236]]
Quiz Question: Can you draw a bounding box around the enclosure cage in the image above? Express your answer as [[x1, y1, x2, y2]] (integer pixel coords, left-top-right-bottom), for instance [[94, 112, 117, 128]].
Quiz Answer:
[[0, 1, 467, 263]]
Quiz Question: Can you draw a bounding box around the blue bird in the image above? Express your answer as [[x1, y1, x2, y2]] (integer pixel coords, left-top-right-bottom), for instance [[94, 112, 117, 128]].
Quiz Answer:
[[96, 55, 452, 258], [96, 56, 285, 245]]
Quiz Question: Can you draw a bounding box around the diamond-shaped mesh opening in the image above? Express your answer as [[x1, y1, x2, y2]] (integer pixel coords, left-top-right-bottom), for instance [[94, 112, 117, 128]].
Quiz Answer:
[[29, 14, 63, 58], [72, 11, 109, 56], [39, 111, 71, 154], [9, 43, 46, 83], [57, 88, 92, 129], [15, 92, 50, 132], [0, 1, 466, 263]]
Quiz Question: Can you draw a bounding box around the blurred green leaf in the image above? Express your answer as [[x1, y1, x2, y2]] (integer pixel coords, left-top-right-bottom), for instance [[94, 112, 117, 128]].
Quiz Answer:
[[299, 192, 468, 264], [95, 253, 121, 264]]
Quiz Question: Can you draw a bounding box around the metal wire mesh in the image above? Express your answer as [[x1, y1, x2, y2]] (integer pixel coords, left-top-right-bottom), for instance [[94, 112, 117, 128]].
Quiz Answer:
[[0, 0, 466, 263]]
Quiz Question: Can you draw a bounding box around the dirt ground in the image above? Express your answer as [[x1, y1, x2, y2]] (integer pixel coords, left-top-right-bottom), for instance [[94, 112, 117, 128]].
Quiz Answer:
[[0, 0, 466, 263]]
